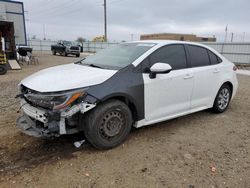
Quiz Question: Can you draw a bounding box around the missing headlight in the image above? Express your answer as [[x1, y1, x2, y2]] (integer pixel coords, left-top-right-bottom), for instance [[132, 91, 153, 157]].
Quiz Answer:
[[25, 94, 68, 109], [23, 89, 86, 110]]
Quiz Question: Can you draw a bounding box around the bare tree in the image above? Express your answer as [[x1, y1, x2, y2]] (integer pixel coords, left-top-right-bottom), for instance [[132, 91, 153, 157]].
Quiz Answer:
[[76, 37, 86, 52], [76, 37, 86, 44]]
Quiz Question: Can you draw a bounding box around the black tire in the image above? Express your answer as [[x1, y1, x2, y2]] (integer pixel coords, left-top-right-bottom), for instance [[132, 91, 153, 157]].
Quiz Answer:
[[63, 51, 67, 57], [0, 65, 7, 75], [76, 53, 80, 57], [212, 84, 232, 113], [52, 49, 56, 55], [82, 100, 133, 150]]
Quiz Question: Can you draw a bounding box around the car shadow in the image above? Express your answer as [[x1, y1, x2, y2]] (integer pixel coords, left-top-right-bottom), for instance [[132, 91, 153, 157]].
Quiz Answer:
[[0, 133, 93, 177], [0, 109, 218, 177]]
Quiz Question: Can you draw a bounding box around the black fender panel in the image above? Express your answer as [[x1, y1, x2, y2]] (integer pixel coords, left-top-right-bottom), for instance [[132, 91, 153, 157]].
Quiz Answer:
[[86, 64, 144, 121]]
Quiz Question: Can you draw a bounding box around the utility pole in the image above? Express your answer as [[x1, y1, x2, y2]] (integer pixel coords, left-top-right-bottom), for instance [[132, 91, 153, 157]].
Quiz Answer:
[[242, 32, 245, 42], [224, 25, 228, 43], [104, 0, 107, 42], [130, 34, 134, 41], [43, 24, 46, 40], [230, 32, 234, 42], [222, 25, 228, 54]]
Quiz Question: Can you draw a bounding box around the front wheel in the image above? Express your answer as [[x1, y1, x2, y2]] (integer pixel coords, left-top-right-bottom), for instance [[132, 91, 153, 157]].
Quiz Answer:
[[63, 51, 67, 57], [82, 100, 133, 150], [212, 84, 232, 113], [76, 53, 80, 57], [52, 49, 56, 55]]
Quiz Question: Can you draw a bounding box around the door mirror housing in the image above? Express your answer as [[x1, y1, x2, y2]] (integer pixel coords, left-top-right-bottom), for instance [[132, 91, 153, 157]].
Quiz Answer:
[[149, 63, 172, 79]]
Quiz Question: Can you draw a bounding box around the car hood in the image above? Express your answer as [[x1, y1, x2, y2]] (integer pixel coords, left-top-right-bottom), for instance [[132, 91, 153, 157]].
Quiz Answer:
[[21, 63, 117, 92]]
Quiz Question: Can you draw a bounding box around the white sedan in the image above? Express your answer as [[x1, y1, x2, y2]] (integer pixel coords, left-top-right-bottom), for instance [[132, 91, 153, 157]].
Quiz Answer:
[[17, 40, 238, 149]]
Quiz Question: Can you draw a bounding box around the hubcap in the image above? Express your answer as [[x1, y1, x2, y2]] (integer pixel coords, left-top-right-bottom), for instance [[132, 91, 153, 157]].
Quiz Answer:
[[218, 88, 230, 110], [100, 110, 125, 139]]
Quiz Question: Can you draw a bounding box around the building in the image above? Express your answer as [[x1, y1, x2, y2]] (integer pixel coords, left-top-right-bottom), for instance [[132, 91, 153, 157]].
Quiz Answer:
[[140, 33, 216, 42], [0, 0, 26, 59]]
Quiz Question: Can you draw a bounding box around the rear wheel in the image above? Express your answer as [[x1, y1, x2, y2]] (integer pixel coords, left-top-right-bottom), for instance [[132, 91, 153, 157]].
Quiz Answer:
[[83, 100, 133, 150], [212, 84, 232, 113], [0, 65, 7, 75], [76, 53, 80, 57]]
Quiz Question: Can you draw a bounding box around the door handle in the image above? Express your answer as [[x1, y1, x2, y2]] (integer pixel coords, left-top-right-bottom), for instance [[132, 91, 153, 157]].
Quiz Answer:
[[213, 69, 220, 73], [184, 74, 193, 79]]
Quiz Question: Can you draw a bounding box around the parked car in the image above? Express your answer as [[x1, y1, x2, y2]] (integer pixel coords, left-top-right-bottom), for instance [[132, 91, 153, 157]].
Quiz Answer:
[[17, 40, 238, 149], [51, 40, 80, 57]]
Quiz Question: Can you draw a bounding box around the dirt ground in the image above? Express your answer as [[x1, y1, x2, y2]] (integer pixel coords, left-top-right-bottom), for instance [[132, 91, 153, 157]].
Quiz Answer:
[[0, 52, 250, 188]]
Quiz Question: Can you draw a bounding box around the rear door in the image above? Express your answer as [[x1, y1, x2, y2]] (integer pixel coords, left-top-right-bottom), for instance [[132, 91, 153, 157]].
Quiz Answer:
[[186, 45, 222, 109]]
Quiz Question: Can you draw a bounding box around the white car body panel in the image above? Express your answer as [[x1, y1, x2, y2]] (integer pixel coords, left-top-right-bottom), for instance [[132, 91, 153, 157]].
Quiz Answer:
[[142, 68, 194, 125], [134, 40, 238, 128], [190, 64, 222, 109], [21, 63, 117, 92]]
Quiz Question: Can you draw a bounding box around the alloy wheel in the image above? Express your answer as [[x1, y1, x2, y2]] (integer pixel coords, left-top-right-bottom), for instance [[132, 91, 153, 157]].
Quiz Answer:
[[218, 88, 230, 110]]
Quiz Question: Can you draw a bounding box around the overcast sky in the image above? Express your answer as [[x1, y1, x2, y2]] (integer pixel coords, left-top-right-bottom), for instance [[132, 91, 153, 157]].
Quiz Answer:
[[20, 0, 250, 42]]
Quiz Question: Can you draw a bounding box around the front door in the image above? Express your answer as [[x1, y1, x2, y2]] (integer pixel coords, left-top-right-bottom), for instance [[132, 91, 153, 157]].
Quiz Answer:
[[141, 44, 194, 125]]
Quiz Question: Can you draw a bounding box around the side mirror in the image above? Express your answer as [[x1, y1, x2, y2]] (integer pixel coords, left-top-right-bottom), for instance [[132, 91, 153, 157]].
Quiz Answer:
[[149, 62, 172, 79]]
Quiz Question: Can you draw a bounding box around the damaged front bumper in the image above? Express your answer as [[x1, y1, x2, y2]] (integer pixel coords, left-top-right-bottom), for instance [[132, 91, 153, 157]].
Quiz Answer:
[[16, 99, 96, 138]]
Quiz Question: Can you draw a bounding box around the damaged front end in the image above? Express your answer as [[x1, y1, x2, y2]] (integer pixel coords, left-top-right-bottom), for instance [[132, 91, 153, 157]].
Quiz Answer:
[[16, 85, 97, 138]]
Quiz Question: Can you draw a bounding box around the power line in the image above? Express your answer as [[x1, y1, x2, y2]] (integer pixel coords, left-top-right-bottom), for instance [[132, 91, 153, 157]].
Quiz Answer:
[[40, 5, 85, 19], [109, 0, 126, 5], [29, 0, 80, 18]]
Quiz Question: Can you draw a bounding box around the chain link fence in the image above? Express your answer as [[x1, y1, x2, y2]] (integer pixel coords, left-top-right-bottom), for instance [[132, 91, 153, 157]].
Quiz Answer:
[[27, 39, 250, 64]]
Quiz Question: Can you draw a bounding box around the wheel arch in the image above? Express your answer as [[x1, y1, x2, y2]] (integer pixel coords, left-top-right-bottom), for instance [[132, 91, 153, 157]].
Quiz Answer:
[[212, 80, 234, 107], [221, 81, 233, 94], [213, 80, 233, 102], [101, 94, 139, 122]]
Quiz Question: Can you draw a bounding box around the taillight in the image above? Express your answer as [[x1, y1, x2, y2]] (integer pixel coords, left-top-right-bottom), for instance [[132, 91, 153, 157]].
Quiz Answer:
[[233, 66, 237, 71]]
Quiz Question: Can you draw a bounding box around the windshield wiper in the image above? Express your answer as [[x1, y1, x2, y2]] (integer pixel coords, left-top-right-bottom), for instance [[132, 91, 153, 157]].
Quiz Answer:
[[86, 64, 104, 69], [77, 61, 105, 69]]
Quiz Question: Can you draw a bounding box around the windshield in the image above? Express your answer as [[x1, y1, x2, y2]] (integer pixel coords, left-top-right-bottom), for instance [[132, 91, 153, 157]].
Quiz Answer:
[[79, 43, 155, 69], [62, 41, 72, 46]]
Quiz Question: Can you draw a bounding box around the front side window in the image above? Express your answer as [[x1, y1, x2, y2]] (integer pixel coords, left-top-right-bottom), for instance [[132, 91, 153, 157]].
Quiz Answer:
[[188, 45, 210, 67], [79, 43, 155, 70], [146, 44, 187, 70]]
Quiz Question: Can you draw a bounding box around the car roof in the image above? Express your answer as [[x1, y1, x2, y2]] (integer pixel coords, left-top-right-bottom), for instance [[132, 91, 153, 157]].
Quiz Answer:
[[132, 40, 208, 47], [129, 40, 225, 61]]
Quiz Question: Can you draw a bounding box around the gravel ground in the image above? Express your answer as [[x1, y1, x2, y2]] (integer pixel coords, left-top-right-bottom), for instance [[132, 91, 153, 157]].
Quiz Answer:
[[0, 53, 250, 188]]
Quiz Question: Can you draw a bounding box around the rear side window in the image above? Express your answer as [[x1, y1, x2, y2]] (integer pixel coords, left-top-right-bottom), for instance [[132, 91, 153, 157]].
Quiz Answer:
[[149, 45, 187, 70], [188, 45, 210, 67], [208, 50, 218, 65], [208, 50, 222, 65]]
